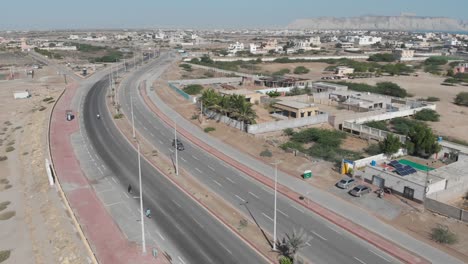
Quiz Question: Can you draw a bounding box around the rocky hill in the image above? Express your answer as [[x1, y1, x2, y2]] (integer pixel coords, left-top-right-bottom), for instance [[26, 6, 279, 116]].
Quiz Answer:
[[288, 15, 468, 31]]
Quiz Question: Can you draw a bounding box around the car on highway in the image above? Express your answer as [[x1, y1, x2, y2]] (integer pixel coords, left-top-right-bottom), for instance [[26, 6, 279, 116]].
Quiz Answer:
[[336, 177, 356, 189], [172, 139, 184, 151], [349, 185, 371, 197]]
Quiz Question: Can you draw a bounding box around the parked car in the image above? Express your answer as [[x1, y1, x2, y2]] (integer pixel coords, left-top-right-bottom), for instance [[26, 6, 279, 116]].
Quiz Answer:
[[336, 177, 356, 189], [172, 139, 184, 151], [349, 185, 371, 197]]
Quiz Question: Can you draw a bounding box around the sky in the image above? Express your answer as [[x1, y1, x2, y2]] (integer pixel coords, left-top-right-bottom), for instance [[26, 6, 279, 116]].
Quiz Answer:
[[1, 0, 467, 30]]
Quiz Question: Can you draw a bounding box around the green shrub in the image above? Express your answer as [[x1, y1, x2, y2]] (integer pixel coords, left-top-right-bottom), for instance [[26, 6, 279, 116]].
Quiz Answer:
[[0, 250, 11, 262], [367, 53, 395, 62], [280, 141, 304, 152], [259, 149, 273, 157], [454, 92, 468, 106], [273, 68, 290, 76], [183, 84, 204, 95], [113, 113, 124, 119], [283, 128, 295, 136], [5, 147, 14, 153], [425, 56, 448, 66], [431, 225, 458, 244], [364, 144, 382, 155], [279, 256, 293, 264], [420, 96, 440, 102], [363, 120, 389, 131], [266, 91, 281, 98], [179, 63, 192, 71], [390, 117, 423, 135], [293, 66, 310, 74], [291, 128, 346, 147], [204, 127, 215, 133], [0, 156, 7, 161], [414, 109, 440, 122]]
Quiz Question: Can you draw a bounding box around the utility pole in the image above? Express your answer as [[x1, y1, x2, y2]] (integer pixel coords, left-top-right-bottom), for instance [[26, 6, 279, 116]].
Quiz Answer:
[[131, 96, 135, 138], [174, 120, 179, 176], [138, 143, 146, 254]]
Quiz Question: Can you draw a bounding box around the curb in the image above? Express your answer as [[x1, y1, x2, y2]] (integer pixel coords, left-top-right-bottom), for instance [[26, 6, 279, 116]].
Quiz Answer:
[[47, 82, 99, 264], [109, 81, 275, 264], [140, 85, 431, 264]]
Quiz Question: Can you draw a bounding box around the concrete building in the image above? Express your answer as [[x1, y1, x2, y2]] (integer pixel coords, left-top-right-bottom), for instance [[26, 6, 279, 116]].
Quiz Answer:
[[338, 42, 354, 49], [329, 91, 389, 112], [255, 76, 312, 89], [273, 101, 319, 118], [393, 49, 415, 61], [354, 36, 382, 46], [227, 42, 244, 55], [335, 66, 354, 76], [311, 82, 348, 93]]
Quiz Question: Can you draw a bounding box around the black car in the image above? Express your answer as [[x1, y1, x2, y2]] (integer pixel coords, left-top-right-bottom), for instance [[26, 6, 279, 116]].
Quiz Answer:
[[172, 139, 184, 151]]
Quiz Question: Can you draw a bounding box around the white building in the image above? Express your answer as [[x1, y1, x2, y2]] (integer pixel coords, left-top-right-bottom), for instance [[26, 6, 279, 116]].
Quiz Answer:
[[353, 36, 382, 46], [227, 42, 244, 55], [445, 38, 463, 47], [392, 49, 415, 61], [68, 35, 80, 40]]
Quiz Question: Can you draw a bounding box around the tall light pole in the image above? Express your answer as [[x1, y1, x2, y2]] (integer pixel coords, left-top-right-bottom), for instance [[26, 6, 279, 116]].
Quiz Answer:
[[174, 120, 179, 175], [138, 142, 146, 254], [131, 96, 135, 138], [271, 160, 281, 251]]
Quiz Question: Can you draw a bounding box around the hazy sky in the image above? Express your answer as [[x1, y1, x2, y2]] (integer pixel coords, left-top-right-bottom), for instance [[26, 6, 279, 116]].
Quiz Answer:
[[1, 0, 467, 30]]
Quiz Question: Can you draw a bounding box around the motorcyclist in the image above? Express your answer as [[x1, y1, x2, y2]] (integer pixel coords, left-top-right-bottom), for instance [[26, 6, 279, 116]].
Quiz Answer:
[[97, 114, 100, 119], [145, 208, 151, 218]]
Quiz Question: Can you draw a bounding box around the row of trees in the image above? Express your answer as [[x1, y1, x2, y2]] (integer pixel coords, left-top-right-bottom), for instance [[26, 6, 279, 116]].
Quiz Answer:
[[199, 89, 257, 131]]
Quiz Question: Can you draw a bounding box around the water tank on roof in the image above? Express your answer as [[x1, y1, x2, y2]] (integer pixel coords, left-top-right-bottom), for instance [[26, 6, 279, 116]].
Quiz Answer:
[[437, 136, 443, 142], [370, 160, 376, 166]]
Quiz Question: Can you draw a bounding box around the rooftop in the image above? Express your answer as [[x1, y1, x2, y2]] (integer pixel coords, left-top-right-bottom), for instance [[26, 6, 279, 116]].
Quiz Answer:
[[274, 100, 316, 110]]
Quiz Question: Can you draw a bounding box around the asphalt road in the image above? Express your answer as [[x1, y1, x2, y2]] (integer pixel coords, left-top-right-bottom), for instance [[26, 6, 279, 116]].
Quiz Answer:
[[83, 78, 267, 264], [118, 52, 401, 264]]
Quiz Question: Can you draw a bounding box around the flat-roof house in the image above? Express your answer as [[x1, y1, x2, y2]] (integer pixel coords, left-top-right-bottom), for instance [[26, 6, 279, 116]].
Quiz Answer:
[[272, 101, 319, 118], [311, 82, 348, 93], [219, 89, 263, 104]]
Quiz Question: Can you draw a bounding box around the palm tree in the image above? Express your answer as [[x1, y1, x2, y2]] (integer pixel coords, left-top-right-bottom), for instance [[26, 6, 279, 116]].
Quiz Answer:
[[229, 95, 257, 131], [279, 229, 310, 263]]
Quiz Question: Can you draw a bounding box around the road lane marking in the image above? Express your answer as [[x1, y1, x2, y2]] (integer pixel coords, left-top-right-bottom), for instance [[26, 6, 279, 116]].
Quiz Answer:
[[305, 242, 312, 247], [105, 201, 122, 207], [226, 177, 235, 184], [191, 155, 199, 160], [172, 199, 182, 208], [150, 132, 154, 137], [290, 204, 304, 213], [277, 209, 289, 218], [208, 165, 215, 171], [249, 192, 259, 199], [111, 177, 117, 183], [178, 256, 186, 264], [219, 242, 233, 255], [168, 148, 173, 153], [235, 195, 245, 203], [326, 224, 342, 234], [262, 213, 274, 222], [158, 139, 163, 144], [212, 180, 222, 187], [312, 230, 327, 241], [261, 186, 273, 194], [191, 217, 204, 229], [180, 157, 187, 162], [195, 168, 202, 173], [98, 167, 104, 175], [354, 257, 366, 264], [157, 232, 165, 241], [123, 191, 129, 198], [369, 250, 391, 262], [143, 126, 148, 131]]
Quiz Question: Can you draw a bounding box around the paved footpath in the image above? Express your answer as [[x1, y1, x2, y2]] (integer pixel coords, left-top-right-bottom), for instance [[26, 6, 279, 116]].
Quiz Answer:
[[50, 81, 168, 264], [141, 83, 464, 264]]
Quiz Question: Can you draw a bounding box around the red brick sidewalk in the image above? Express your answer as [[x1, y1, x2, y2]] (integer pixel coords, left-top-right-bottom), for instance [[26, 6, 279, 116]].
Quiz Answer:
[[50, 82, 168, 264], [140, 87, 430, 264]]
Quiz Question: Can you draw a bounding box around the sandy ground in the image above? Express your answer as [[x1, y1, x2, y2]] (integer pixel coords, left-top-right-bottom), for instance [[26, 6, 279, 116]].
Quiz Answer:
[[0, 66, 88, 263], [155, 64, 468, 262], [346, 72, 468, 142], [246, 62, 331, 79]]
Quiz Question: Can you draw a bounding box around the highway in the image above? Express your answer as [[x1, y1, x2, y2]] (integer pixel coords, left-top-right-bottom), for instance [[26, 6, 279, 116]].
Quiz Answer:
[[118, 52, 401, 264], [83, 78, 267, 263]]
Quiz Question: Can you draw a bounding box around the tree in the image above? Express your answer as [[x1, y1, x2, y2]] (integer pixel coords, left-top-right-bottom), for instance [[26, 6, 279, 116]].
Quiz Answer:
[[431, 224, 458, 244], [200, 89, 221, 110], [407, 123, 442, 158], [278, 229, 310, 262], [414, 109, 440, 122], [229, 95, 257, 131], [379, 134, 401, 157], [454, 92, 468, 106], [367, 53, 395, 62]]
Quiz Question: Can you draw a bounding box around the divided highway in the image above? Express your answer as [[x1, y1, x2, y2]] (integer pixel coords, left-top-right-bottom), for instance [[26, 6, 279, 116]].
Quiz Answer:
[[118, 52, 401, 264], [83, 78, 267, 263]]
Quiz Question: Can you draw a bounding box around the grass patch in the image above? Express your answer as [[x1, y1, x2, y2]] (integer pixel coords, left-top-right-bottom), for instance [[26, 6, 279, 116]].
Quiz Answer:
[[113, 113, 124, 119], [3, 121, 11, 126], [419, 96, 440, 102], [0, 211, 15, 221], [5, 146, 14, 153], [183, 84, 203, 95], [454, 92, 468, 106], [38, 106, 46, 111], [22, 152, 29, 156], [0, 201, 10, 212], [414, 109, 440, 122], [42, 97, 54, 102], [0, 179, 8, 184], [0, 250, 11, 262], [363, 120, 389, 131], [293, 66, 309, 74], [6, 141, 14, 146], [0, 156, 6, 162], [273, 68, 290, 76], [364, 144, 382, 155], [203, 127, 215, 133]]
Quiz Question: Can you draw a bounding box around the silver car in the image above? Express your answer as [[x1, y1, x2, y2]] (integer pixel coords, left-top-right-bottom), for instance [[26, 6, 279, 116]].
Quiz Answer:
[[336, 177, 356, 189], [349, 185, 371, 197]]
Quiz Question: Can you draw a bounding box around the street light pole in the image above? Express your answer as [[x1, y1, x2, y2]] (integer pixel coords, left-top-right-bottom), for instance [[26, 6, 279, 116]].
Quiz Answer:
[[131, 96, 135, 138], [138, 143, 146, 254], [272, 161, 279, 251], [174, 120, 179, 175]]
